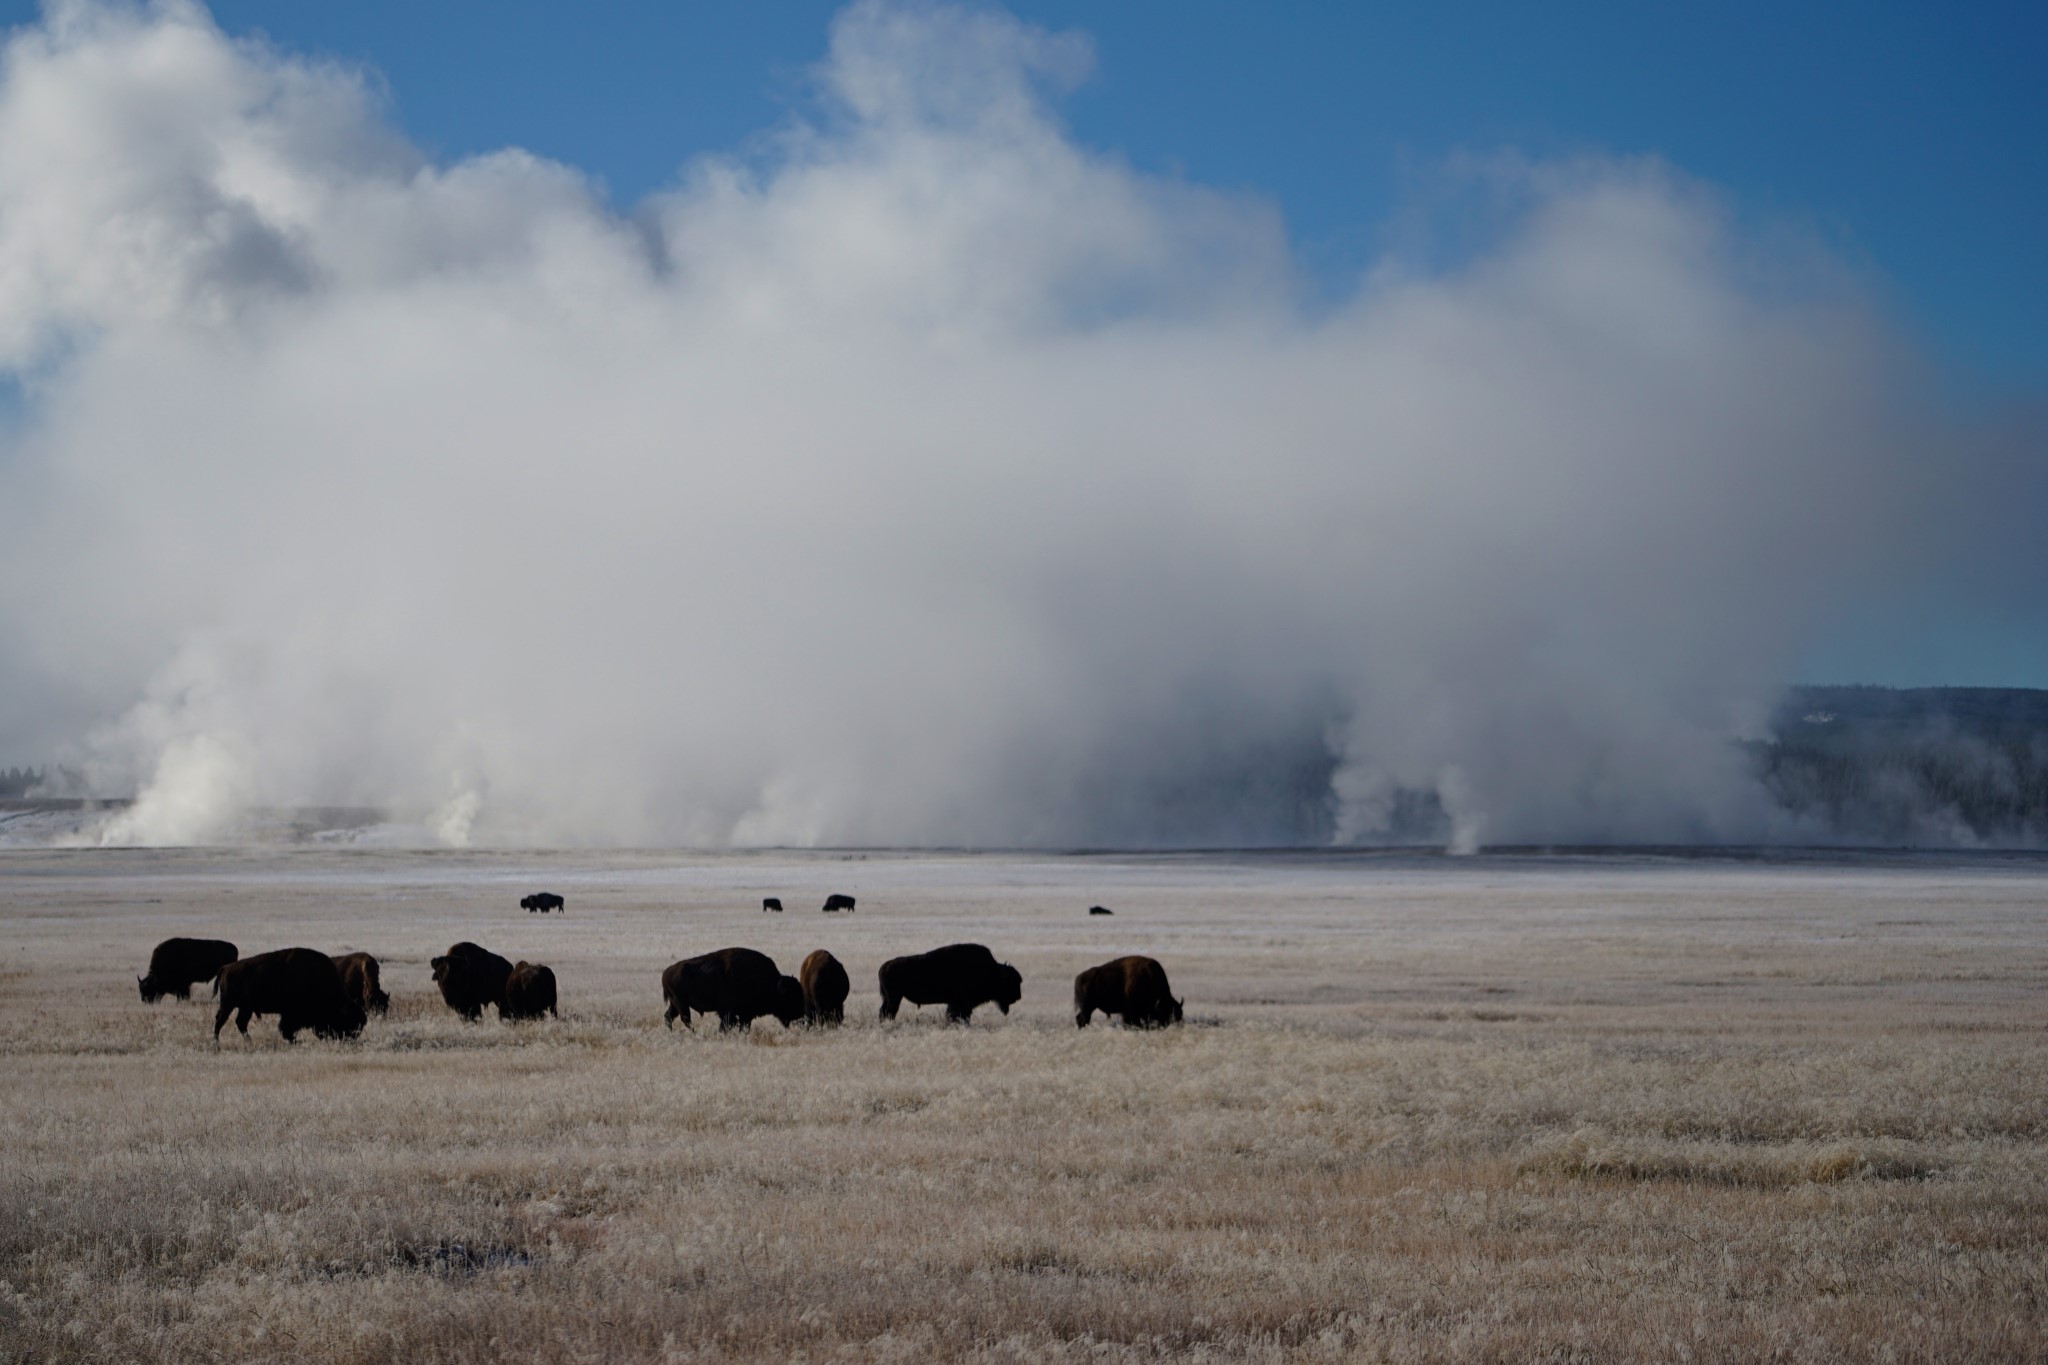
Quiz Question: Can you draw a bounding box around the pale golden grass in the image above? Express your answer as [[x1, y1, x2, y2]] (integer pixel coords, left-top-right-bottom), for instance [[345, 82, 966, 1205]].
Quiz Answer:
[[1, 848, 2046, 1361]]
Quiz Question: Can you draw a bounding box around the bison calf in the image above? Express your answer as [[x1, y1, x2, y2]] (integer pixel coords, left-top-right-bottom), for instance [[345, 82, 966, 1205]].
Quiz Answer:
[[799, 949, 850, 1026], [333, 951, 391, 1015], [662, 948, 804, 1032], [1074, 955, 1183, 1029], [503, 961, 558, 1020], [138, 937, 238, 1003], [213, 948, 366, 1043], [878, 943, 1021, 1024]]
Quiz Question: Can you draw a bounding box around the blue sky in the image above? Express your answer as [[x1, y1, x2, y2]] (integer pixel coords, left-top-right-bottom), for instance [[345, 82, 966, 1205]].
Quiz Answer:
[[79, 0, 2043, 397]]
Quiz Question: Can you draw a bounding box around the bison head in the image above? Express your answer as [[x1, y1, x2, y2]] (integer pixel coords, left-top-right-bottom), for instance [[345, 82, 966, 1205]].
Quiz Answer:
[[1170, 996, 1185, 1024], [137, 974, 162, 1004], [772, 974, 806, 1027], [994, 963, 1023, 1014], [430, 955, 450, 984], [316, 997, 368, 1041]]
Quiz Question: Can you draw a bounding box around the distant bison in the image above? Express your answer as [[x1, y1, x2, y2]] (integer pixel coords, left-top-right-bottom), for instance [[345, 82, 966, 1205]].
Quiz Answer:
[[503, 961, 558, 1021], [521, 892, 565, 914], [431, 941, 515, 1021], [138, 937, 238, 1003], [1074, 955, 1182, 1029], [762, 897, 784, 913], [1088, 905, 1114, 916], [333, 951, 390, 1015], [213, 948, 366, 1043], [799, 949, 850, 1026], [662, 947, 804, 1032], [878, 943, 1021, 1024], [822, 893, 856, 913]]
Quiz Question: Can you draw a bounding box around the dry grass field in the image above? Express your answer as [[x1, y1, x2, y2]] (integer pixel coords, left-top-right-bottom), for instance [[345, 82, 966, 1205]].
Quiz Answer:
[[2, 847, 2045, 1363]]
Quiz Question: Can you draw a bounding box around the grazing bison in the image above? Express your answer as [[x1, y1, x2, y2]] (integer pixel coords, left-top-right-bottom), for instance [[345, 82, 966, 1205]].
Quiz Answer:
[[1088, 905, 1114, 916], [503, 961, 558, 1021], [431, 941, 515, 1021], [1074, 955, 1183, 1029], [662, 948, 805, 1032], [213, 948, 366, 1042], [138, 937, 238, 1003], [762, 897, 784, 913], [821, 893, 856, 913], [333, 951, 391, 1015], [799, 949, 850, 1026], [878, 943, 1022, 1024], [521, 892, 565, 914]]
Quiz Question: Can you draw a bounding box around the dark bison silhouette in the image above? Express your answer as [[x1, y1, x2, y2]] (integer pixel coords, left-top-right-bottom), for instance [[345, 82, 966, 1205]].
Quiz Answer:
[[878, 943, 1021, 1024], [431, 941, 516, 1021], [799, 949, 850, 1026], [762, 897, 783, 912], [1088, 905, 1114, 916], [521, 892, 565, 914], [138, 937, 238, 1002], [662, 947, 804, 1032], [503, 961, 558, 1020], [213, 948, 366, 1043], [1074, 955, 1183, 1029], [822, 893, 856, 913], [333, 951, 390, 1015]]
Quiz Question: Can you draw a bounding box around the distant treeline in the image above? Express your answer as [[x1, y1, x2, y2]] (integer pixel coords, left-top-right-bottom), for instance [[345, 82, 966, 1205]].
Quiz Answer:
[[0, 766, 46, 799], [1753, 686, 2048, 846]]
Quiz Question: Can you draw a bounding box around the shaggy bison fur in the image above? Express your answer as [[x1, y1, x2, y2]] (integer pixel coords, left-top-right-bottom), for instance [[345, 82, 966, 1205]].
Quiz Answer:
[[878, 943, 1022, 1024], [333, 951, 390, 1015], [503, 961, 559, 1021], [662, 948, 804, 1032], [431, 941, 515, 1021], [138, 937, 238, 1003], [213, 948, 366, 1042], [1074, 955, 1183, 1029], [799, 949, 850, 1026]]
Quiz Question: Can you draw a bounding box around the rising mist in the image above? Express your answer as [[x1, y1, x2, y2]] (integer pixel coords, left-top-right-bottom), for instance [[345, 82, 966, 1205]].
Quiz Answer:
[[0, 1, 2029, 848]]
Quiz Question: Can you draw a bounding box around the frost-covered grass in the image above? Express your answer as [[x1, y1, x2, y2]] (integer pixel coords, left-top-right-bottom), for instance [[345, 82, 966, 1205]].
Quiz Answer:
[[2, 849, 2046, 1361]]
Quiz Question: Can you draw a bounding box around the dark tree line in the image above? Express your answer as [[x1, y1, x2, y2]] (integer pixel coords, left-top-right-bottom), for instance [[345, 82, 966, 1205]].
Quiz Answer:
[[0, 766, 46, 798], [1752, 687, 2048, 845]]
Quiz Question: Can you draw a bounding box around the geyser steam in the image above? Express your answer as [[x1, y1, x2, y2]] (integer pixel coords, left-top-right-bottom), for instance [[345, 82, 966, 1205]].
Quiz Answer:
[[0, 0, 1997, 847]]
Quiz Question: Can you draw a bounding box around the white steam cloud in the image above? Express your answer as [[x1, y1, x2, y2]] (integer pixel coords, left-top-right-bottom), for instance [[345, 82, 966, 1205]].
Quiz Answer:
[[0, 0, 2018, 847]]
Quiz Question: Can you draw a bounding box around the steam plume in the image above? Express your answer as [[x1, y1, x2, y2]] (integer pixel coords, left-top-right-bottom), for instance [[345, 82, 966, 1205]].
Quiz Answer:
[[0, 1, 2025, 847]]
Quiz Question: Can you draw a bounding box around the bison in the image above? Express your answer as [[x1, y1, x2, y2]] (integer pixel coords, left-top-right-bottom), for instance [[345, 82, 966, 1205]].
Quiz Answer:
[[662, 948, 804, 1032], [821, 893, 856, 913], [878, 943, 1021, 1024], [503, 961, 558, 1021], [213, 948, 366, 1042], [138, 937, 238, 1003], [1088, 905, 1114, 916], [431, 941, 515, 1021], [762, 897, 784, 913], [333, 951, 391, 1015], [521, 892, 565, 914], [799, 949, 850, 1026], [1074, 955, 1183, 1029]]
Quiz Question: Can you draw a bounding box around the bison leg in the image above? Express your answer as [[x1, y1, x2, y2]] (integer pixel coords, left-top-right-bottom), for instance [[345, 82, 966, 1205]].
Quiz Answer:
[[234, 1007, 253, 1036], [878, 991, 901, 1021], [945, 1003, 974, 1024], [173, 980, 193, 1001], [279, 1016, 301, 1043], [212, 1001, 232, 1040]]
